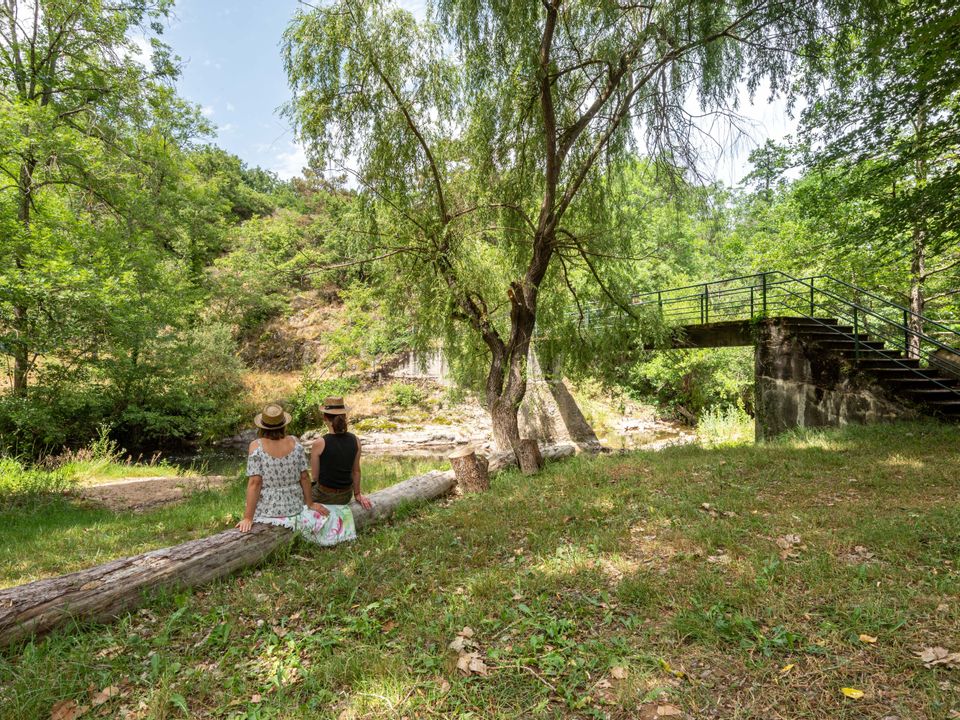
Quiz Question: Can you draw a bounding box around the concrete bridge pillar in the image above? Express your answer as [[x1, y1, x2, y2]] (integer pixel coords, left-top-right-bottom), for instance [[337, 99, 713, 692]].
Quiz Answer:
[[754, 320, 916, 440]]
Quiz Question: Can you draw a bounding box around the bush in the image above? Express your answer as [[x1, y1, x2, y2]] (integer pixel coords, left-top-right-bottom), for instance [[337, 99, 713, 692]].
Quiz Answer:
[[0, 323, 248, 456], [0, 385, 112, 456], [352, 417, 399, 432], [288, 376, 361, 432], [628, 347, 753, 417], [696, 405, 754, 447], [385, 383, 425, 409], [109, 322, 248, 446]]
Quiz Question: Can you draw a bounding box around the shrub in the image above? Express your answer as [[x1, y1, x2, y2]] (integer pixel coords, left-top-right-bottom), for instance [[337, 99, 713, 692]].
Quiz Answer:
[[697, 405, 754, 447], [352, 417, 399, 433], [0, 323, 248, 456], [629, 347, 753, 417], [288, 376, 361, 432], [385, 383, 425, 409]]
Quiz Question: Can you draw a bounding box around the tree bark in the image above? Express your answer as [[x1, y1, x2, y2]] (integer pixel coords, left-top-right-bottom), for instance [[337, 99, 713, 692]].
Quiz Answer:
[[448, 447, 489, 493], [12, 159, 33, 397], [908, 229, 925, 360], [517, 438, 544, 475], [490, 397, 522, 452], [906, 110, 929, 360], [0, 469, 456, 647], [487, 441, 575, 474]]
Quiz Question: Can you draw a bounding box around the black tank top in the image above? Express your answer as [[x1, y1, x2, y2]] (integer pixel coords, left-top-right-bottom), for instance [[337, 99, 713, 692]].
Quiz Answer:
[[316, 432, 358, 489]]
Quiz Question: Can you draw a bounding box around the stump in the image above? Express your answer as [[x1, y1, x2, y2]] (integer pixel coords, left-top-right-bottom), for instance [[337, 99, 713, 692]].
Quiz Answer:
[[448, 446, 490, 493], [517, 438, 544, 475]]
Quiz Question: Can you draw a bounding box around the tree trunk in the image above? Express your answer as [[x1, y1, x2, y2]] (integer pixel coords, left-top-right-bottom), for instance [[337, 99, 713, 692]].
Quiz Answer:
[[0, 469, 456, 647], [490, 398, 522, 452], [516, 438, 544, 475], [12, 162, 32, 397], [11, 302, 29, 397], [908, 234, 925, 360], [487, 442, 576, 473], [906, 111, 928, 361], [448, 447, 489, 493]]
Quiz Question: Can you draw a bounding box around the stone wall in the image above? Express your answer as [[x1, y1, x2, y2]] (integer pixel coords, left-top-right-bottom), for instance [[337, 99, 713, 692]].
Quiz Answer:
[[754, 320, 917, 440]]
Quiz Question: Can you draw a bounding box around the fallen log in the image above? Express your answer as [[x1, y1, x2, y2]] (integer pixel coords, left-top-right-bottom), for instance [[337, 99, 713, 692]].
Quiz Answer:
[[0, 469, 455, 647], [0, 443, 579, 647], [487, 442, 576, 473]]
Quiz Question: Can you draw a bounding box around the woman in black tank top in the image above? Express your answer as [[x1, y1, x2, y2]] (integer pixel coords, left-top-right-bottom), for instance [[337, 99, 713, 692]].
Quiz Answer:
[[309, 396, 373, 509]]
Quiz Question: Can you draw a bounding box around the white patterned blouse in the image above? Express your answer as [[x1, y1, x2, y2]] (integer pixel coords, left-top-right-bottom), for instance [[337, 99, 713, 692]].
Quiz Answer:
[[246, 439, 309, 520]]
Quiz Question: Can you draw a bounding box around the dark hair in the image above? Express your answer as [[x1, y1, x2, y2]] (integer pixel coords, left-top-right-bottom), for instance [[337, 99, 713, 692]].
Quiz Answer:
[[324, 413, 348, 434], [258, 427, 286, 440]]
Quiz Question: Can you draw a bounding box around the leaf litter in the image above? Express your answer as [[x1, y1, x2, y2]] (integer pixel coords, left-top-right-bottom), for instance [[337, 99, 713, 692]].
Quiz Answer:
[[448, 626, 489, 676], [915, 646, 960, 669]]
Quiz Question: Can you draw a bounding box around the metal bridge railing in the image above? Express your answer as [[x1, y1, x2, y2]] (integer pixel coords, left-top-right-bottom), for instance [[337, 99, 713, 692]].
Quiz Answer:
[[588, 271, 960, 400]]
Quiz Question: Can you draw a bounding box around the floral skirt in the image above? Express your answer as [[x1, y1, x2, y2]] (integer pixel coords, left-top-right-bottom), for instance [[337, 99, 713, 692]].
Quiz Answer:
[[256, 504, 356, 546]]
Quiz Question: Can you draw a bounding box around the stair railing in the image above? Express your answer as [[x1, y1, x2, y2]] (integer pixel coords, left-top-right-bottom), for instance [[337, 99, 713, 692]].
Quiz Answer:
[[606, 271, 960, 403]]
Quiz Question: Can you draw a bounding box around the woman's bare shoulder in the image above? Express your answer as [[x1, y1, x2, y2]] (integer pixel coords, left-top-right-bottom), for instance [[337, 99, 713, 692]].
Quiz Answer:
[[247, 439, 260, 455]]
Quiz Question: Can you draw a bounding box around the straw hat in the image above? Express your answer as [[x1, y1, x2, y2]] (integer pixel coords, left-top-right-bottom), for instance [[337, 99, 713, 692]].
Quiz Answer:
[[321, 396, 349, 415], [254, 403, 291, 430]]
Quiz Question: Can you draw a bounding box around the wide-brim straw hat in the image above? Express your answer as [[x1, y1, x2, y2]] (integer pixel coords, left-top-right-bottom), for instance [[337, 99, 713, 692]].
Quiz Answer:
[[321, 396, 349, 415], [254, 403, 292, 430]]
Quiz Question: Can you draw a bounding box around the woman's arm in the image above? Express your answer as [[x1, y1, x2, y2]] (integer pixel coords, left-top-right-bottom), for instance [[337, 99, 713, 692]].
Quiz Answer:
[[310, 437, 325, 486], [237, 475, 262, 532], [352, 438, 372, 509], [301, 469, 329, 516]]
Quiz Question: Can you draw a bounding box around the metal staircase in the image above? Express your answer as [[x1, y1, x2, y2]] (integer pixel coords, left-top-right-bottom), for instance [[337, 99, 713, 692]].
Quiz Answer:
[[618, 271, 960, 419]]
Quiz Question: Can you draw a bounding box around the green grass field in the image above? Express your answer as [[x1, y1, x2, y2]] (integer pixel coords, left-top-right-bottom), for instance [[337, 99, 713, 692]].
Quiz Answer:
[[0, 455, 444, 588], [1, 422, 958, 719]]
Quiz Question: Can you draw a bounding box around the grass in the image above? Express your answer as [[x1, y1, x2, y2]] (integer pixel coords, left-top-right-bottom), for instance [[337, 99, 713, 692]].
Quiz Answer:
[[0, 455, 444, 589], [32, 428, 186, 487], [0, 421, 958, 719], [696, 405, 754, 447]]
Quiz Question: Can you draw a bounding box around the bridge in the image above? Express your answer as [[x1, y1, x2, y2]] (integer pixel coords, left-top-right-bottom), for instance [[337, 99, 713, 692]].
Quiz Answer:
[[611, 271, 960, 438]]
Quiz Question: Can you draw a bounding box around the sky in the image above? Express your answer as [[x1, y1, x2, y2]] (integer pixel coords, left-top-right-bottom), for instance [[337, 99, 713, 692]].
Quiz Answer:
[[156, 0, 795, 185]]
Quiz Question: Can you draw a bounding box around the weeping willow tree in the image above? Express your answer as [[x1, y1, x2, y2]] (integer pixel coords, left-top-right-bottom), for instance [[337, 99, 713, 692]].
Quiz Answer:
[[283, 0, 873, 451]]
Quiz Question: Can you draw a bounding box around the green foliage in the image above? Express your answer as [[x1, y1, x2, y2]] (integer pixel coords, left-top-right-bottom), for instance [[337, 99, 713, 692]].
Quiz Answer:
[[696, 405, 754, 447], [321, 284, 413, 373], [352, 417, 399, 432], [288, 376, 361, 432], [0, 323, 246, 452], [384, 383, 425, 410], [628, 348, 753, 417], [0, 457, 72, 506]]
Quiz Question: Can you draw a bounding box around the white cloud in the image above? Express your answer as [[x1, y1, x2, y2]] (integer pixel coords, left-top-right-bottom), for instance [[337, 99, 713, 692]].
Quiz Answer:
[[397, 0, 426, 17], [273, 143, 308, 180], [219, 122, 235, 133], [201, 105, 215, 117], [122, 34, 153, 68]]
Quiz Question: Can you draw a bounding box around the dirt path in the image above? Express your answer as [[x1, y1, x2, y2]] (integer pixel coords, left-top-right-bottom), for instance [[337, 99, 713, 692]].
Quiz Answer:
[[77, 475, 232, 512]]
